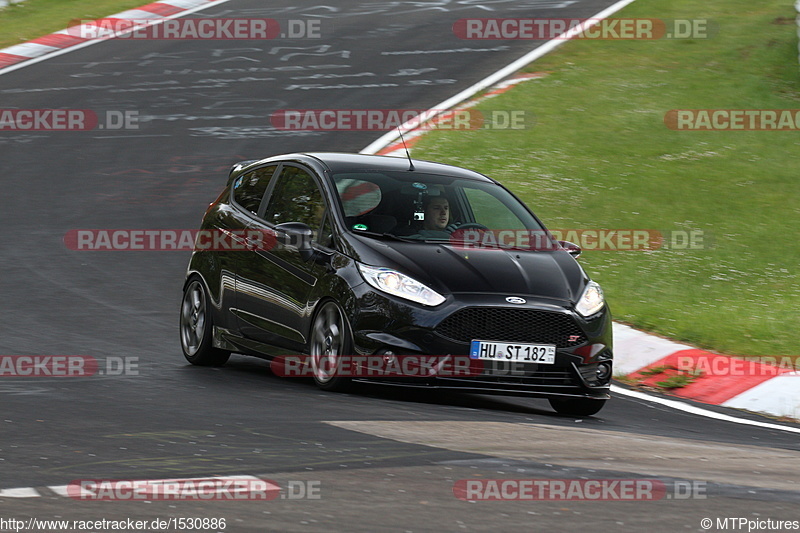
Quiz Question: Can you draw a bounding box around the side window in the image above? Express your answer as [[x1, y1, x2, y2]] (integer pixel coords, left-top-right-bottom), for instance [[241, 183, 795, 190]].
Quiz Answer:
[[336, 179, 382, 216], [264, 166, 326, 232], [464, 188, 526, 229], [233, 165, 277, 216]]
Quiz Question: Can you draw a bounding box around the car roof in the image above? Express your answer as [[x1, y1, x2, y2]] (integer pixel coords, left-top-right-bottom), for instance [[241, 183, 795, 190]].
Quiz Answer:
[[292, 152, 495, 183]]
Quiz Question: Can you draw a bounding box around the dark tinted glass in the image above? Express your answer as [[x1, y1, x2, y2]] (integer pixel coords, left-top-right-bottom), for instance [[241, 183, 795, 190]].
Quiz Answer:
[[233, 165, 277, 215], [264, 166, 326, 231], [332, 171, 545, 246]]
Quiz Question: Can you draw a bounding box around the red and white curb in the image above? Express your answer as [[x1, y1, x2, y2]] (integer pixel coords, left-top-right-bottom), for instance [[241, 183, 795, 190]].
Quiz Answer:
[[358, 0, 799, 422], [615, 323, 799, 419], [370, 72, 799, 421], [0, 0, 224, 71], [372, 93, 799, 422]]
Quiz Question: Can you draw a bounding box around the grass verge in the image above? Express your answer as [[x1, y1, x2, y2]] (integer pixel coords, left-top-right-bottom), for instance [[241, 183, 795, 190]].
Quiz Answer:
[[0, 0, 148, 49], [413, 0, 800, 358]]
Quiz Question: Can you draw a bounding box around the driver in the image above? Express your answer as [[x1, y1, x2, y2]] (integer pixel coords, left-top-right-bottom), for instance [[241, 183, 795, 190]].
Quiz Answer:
[[423, 196, 450, 231]]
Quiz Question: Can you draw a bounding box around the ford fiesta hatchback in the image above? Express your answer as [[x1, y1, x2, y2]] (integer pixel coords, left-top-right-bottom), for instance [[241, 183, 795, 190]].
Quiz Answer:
[[180, 152, 613, 416]]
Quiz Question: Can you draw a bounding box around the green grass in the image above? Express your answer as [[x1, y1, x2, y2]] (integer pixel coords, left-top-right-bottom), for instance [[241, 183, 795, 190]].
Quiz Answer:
[[656, 374, 697, 390], [638, 365, 670, 377], [0, 0, 147, 49], [2, 0, 796, 359], [414, 0, 800, 357]]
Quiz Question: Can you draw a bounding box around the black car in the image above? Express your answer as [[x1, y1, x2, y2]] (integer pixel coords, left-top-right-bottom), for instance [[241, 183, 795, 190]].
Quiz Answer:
[[180, 152, 613, 416]]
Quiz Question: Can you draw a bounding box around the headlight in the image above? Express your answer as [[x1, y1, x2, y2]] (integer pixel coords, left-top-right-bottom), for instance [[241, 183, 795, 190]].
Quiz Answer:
[[357, 264, 445, 307], [576, 281, 605, 317]]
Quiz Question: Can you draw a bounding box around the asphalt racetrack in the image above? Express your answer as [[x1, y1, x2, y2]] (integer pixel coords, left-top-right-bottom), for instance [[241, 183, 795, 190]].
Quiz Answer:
[[1, 1, 799, 531]]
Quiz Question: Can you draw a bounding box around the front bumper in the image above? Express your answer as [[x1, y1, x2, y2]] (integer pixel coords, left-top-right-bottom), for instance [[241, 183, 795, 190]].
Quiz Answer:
[[345, 289, 613, 400]]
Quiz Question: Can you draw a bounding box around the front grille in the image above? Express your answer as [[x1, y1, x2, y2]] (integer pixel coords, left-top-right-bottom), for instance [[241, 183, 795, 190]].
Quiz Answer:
[[435, 307, 586, 348]]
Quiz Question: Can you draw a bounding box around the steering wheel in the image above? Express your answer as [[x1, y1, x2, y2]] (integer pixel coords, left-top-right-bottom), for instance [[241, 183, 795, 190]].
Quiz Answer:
[[454, 222, 489, 231]]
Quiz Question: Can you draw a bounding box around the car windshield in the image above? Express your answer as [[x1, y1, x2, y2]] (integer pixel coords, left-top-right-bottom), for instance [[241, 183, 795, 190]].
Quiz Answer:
[[333, 170, 557, 251]]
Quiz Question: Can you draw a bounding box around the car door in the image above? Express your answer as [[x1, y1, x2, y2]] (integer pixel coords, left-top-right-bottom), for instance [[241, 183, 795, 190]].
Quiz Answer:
[[207, 163, 278, 334], [235, 163, 329, 352]]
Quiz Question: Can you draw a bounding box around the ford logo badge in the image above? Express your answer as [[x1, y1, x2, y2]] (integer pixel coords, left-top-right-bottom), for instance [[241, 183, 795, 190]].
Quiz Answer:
[[505, 297, 526, 305]]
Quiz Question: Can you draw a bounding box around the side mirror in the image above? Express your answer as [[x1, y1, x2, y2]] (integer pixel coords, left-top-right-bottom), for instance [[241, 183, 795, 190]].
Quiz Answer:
[[558, 240, 582, 259], [275, 222, 315, 262]]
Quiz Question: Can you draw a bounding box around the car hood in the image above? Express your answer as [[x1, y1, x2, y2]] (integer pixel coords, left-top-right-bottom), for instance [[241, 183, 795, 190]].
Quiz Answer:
[[348, 236, 586, 302]]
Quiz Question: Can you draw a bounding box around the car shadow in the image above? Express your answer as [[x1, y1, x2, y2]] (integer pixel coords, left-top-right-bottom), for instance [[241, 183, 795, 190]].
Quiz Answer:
[[201, 354, 582, 419]]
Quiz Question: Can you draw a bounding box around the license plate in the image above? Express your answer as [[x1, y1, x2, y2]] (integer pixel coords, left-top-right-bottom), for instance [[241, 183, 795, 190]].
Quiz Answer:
[[469, 340, 556, 364]]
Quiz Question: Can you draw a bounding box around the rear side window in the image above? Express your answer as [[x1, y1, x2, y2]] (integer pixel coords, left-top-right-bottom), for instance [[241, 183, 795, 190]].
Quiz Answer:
[[233, 165, 277, 215], [264, 166, 326, 232]]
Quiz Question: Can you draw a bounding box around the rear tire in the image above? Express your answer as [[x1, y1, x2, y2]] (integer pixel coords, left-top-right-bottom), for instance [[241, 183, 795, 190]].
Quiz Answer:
[[180, 279, 230, 366], [310, 301, 353, 392], [549, 398, 606, 417]]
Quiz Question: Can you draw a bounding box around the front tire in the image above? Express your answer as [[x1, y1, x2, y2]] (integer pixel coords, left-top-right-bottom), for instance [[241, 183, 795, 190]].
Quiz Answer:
[[310, 301, 353, 392], [549, 398, 606, 417], [180, 278, 230, 366]]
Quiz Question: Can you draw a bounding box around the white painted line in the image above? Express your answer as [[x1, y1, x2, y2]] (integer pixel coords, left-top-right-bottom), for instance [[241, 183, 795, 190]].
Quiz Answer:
[[361, 0, 640, 154], [48, 484, 82, 498], [356, 0, 800, 432], [612, 385, 800, 434], [0, 0, 234, 76], [1, 0, 788, 431], [47, 475, 275, 499], [0, 487, 40, 498]]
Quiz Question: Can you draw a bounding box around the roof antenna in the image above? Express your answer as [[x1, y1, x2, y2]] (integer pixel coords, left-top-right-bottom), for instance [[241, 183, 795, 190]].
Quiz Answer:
[[397, 127, 415, 171]]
